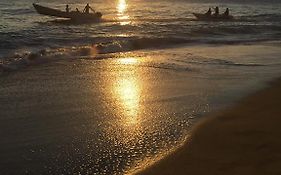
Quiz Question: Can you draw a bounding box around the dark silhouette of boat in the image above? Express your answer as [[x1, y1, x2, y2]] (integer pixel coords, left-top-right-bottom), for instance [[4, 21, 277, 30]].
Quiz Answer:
[[33, 3, 102, 22], [193, 13, 234, 21]]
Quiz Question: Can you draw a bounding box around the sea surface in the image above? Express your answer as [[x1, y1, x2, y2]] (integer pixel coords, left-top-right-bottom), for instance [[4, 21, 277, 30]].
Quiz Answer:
[[1, 0, 281, 62], [0, 0, 281, 174]]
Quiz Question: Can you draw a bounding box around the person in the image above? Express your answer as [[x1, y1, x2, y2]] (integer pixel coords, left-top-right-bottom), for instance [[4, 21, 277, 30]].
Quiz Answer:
[[76, 8, 80, 12], [224, 8, 229, 16], [66, 4, 70, 13], [213, 6, 219, 16], [205, 8, 212, 16], [83, 3, 95, 14]]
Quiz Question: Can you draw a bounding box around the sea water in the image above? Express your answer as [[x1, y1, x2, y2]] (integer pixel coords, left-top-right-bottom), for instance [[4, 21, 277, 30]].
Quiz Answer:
[[0, 0, 281, 174], [1, 0, 281, 60]]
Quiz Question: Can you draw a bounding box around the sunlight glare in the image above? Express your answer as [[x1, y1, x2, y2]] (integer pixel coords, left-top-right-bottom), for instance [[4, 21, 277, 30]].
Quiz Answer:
[[119, 57, 138, 65], [117, 0, 130, 25], [117, 0, 127, 14], [117, 77, 140, 125]]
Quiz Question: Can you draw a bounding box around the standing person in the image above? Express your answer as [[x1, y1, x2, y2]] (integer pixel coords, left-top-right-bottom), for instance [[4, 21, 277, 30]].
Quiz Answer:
[[66, 4, 70, 13], [83, 3, 95, 14]]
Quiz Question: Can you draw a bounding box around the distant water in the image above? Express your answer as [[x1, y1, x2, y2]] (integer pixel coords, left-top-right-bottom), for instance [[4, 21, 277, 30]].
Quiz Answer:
[[1, 0, 281, 70]]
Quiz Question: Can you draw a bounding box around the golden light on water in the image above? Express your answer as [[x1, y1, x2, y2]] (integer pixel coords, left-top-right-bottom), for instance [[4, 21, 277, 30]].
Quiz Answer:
[[114, 57, 142, 126], [119, 57, 138, 65], [117, 0, 130, 25], [94, 55, 146, 143], [117, 0, 127, 14], [94, 56, 144, 143], [117, 77, 140, 125]]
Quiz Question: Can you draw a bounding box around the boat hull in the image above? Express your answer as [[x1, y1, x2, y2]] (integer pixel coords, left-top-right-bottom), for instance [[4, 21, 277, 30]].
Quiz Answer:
[[33, 3, 102, 21], [193, 13, 234, 21]]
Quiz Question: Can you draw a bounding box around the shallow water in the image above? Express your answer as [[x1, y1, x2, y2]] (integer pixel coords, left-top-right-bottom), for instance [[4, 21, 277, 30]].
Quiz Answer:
[[1, 0, 281, 174]]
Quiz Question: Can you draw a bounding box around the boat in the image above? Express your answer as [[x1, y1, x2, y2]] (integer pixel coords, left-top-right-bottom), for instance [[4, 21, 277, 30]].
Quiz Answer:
[[33, 3, 102, 21], [193, 13, 234, 21]]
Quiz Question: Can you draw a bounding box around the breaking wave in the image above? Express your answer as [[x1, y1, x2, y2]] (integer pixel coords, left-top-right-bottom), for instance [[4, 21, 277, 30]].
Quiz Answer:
[[0, 37, 190, 72], [0, 33, 278, 73]]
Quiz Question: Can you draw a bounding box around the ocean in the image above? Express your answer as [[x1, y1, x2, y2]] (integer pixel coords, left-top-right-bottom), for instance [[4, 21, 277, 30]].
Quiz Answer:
[[0, 0, 281, 174], [1, 0, 281, 60]]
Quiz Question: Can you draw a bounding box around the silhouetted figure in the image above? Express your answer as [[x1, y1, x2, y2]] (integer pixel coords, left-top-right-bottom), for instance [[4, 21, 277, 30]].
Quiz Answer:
[[224, 8, 229, 16], [205, 8, 212, 16], [83, 3, 95, 14], [66, 4, 70, 13], [76, 8, 80, 12], [214, 6, 219, 16]]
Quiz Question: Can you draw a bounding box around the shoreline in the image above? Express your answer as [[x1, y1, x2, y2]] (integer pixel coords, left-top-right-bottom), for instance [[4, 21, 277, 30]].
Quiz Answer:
[[137, 78, 281, 175]]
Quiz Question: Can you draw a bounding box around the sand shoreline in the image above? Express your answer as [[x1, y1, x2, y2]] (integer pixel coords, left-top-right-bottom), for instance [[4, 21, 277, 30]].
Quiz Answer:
[[137, 78, 281, 175]]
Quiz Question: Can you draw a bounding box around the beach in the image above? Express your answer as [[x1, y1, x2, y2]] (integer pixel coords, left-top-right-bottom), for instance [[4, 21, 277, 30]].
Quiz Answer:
[[138, 77, 281, 175], [1, 43, 281, 174]]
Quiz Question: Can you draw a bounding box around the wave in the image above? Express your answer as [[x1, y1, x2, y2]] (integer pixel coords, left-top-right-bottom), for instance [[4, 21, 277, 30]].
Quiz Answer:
[[96, 37, 190, 54], [2, 23, 280, 56], [242, 13, 281, 22], [1, 10, 280, 58], [203, 38, 278, 45], [0, 37, 190, 73], [47, 15, 280, 25], [0, 46, 96, 72], [1, 8, 34, 15], [141, 63, 192, 72], [1, 33, 280, 73], [173, 56, 266, 67]]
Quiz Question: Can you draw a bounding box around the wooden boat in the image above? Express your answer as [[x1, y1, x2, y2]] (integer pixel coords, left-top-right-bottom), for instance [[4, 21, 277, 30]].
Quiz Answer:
[[33, 3, 102, 21], [193, 13, 234, 21]]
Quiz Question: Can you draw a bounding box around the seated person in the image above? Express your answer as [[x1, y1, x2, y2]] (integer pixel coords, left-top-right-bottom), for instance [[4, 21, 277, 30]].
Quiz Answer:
[[224, 8, 229, 16], [213, 6, 219, 16], [66, 4, 70, 13], [205, 8, 212, 16]]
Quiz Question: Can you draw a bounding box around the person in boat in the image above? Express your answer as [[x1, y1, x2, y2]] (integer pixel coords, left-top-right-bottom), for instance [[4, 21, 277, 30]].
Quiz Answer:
[[213, 6, 219, 16], [205, 8, 212, 16], [224, 8, 229, 16], [66, 4, 70, 13], [83, 3, 95, 14]]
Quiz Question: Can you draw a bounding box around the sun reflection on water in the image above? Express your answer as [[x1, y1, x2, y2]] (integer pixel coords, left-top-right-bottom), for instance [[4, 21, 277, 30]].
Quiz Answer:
[[117, 0, 131, 25], [117, 0, 127, 14], [119, 57, 138, 65], [112, 56, 142, 128], [97, 55, 145, 143], [116, 77, 140, 126]]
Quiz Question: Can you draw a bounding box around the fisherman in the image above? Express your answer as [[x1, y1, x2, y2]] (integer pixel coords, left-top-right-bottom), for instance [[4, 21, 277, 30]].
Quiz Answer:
[[83, 3, 95, 14], [205, 8, 212, 16], [224, 8, 229, 16], [214, 6, 219, 16], [66, 4, 70, 13]]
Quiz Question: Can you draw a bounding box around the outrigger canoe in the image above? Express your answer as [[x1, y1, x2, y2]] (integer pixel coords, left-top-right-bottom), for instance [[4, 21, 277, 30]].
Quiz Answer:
[[33, 3, 102, 21], [193, 13, 234, 21]]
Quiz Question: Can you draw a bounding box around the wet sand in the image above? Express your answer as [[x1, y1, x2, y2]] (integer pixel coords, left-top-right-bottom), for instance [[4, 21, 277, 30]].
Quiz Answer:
[[1, 44, 281, 174], [138, 78, 281, 175]]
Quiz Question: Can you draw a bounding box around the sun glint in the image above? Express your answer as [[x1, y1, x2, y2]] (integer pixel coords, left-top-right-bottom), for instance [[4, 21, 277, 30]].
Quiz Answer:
[[119, 57, 138, 65], [117, 0, 127, 14]]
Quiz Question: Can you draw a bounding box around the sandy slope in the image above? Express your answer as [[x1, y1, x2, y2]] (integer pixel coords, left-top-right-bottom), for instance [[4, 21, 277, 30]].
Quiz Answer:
[[138, 78, 281, 175]]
